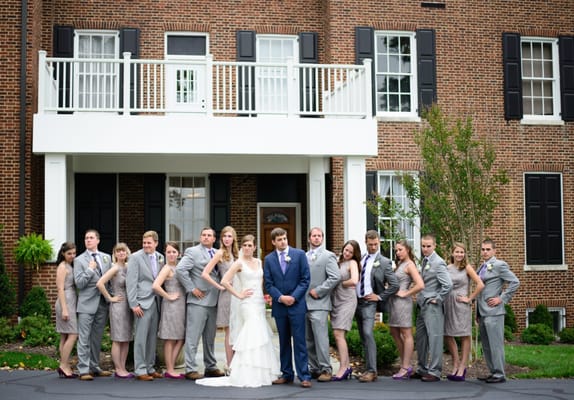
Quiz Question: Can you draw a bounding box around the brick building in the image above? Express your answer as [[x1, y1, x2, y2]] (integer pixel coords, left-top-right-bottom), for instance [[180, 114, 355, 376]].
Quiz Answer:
[[2, 0, 573, 332]]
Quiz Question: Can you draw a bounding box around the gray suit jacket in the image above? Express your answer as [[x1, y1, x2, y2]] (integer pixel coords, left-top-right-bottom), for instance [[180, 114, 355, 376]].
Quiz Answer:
[[416, 251, 452, 307], [369, 253, 399, 309], [477, 256, 519, 317], [305, 247, 340, 311], [126, 249, 164, 310], [175, 244, 220, 307], [74, 250, 112, 314]]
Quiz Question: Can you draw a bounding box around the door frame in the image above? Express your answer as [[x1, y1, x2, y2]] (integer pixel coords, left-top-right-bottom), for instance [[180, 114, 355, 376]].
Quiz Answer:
[[257, 202, 301, 259]]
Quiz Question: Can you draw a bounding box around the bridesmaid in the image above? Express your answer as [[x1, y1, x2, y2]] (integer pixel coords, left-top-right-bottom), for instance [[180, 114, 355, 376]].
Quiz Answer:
[[97, 243, 134, 378], [153, 241, 186, 379], [330, 240, 360, 381], [388, 240, 424, 380], [201, 225, 239, 372], [444, 242, 484, 381], [54, 242, 78, 378]]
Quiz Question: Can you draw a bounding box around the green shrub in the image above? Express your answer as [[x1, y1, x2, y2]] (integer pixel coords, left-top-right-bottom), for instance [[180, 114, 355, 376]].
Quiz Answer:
[[558, 327, 574, 344], [529, 304, 553, 331], [0, 226, 17, 319], [20, 286, 52, 320], [521, 323, 554, 345], [504, 325, 514, 342], [346, 321, 398, 370], [16, 315, 58, 347], [100, 326, 112, 353], [504, 303, 517, 333], [0, 317, 15, 344]]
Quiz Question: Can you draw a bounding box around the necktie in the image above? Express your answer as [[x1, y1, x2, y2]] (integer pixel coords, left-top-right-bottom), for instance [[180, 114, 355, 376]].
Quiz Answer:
[[91, 253, 102, 276], [359, 255, 370, 297], [421, 257, 428, 275], [479, 263, 487, 280], [307, 250, 314, 263], [280, 251, 287, 274], [149, 254, 158, 278], [208, 248, 218, 272]]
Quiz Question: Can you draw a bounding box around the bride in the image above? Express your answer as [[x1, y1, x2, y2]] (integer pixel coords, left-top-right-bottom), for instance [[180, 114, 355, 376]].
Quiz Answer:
[[195, 234, 280, 387]]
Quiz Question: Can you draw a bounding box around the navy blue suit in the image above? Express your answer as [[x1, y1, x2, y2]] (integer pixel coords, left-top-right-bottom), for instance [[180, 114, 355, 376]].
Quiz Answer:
[[264, 247, 311, 382]]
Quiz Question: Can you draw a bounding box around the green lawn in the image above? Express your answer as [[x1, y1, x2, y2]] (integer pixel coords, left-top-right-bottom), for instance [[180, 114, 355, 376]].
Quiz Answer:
[[506, 344, 574, 378], [0, 351, 58, 370]]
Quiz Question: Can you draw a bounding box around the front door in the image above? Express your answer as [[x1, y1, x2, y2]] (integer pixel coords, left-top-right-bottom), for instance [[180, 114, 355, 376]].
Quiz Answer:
[[258, 204, 300, 263]]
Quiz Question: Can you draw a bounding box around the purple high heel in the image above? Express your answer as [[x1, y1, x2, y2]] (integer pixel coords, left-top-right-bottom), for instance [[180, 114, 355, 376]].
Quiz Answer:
[[331, 367, 352, 381], [392, 367, 413, 380], [448, 368, 466, 382]]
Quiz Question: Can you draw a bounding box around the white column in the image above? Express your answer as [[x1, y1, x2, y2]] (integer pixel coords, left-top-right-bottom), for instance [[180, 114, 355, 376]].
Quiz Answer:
[[308, 157, 327, 242], [344, 156, 367, 246], [45, 154, 68, 259]]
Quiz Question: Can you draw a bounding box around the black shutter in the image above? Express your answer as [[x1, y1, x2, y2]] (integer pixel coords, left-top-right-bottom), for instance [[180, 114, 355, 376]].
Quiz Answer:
[[53, 25, 74, 113], [120, 28, 140, 113], [417, 29, 437, 115], [502, 33, 523, 120], [355, 27, 375, 116], [144, 174, 166, 252], [237, 30, 256, 115], [299, 32, 318, 114], [210, 174, 230, 236], [559, 36, 574, 121], [525, 174, 563, 265], [366, 171, 377, 230]]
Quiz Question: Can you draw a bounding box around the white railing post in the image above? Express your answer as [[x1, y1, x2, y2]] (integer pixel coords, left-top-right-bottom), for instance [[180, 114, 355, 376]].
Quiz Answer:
[[205, 54, 214, 116], [287, 57, 296, 117], [122, 52, 131, 116], [362, 58, 372, 118], [38, 51, 47, 114]]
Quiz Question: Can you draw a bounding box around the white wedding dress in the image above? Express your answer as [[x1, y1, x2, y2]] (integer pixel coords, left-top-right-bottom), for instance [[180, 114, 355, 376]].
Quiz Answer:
[[195, 259, 280, 388]]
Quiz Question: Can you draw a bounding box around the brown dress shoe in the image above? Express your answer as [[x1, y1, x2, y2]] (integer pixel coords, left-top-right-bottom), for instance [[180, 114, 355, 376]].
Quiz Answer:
[[92, 370, 113, 377], [150, 371, 163, 379], [185, 371, 204, 380], [136, 374, 154, 381], [204, 368, 225, 377], [272, 377, 293, 384], [421, 374, 440, 382], [300, 380, 312, 388], [79, 374, 94, 381], [359, 371, 378, 382], [317, 372, 332, 382]]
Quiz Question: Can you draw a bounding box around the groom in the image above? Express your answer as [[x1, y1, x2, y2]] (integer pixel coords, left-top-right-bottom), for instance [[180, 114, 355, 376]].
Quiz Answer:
[[264, 227, 312, 388]]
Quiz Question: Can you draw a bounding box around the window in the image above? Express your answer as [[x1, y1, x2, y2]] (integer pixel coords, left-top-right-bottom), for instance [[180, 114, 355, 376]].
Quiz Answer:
[[377, 172, 420, 260], [524, 173, 565, 268], [75, 30, 120, 109], [526, 307, 566, 334], [374, 32, 418, 116], [168, 176, 208, 251], [256, 35, 298, 114], [521, 37, 560, 120]]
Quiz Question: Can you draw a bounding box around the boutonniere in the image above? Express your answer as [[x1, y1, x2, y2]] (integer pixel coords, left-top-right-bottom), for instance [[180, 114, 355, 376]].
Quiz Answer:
[[103, 255, 109, 264], [158, 255, 164, 264], [285, 255, 291, 263], [487, 263, 493, 271], [373, 261, 380, 268], [311, 254, 317, 262]]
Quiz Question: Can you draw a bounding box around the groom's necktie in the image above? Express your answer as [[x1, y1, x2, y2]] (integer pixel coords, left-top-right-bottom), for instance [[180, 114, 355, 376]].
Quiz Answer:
[[280, 251, 287, 274], [359, 255, 370, 297]]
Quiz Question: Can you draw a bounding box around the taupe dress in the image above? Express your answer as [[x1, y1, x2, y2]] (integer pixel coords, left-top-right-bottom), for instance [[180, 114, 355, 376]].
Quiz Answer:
[[109, 264, 133, 342], [330, 260, 357, 331], [216, 258, 233, 328], [388, 261, 414, 328], [55, 263, 78, 334], [444, 264, 471, 336], [158, 266, 186, 340]]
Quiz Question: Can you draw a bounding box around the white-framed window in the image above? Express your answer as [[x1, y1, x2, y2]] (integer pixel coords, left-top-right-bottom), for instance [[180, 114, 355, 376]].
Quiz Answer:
[[165, 32, 209, 112], [526, 307, 566, 334], [256, 35, 298, 114], [377, 172, 420, 260], [374, 31, 418, 118], [74, 30, 120, 110], [521, 37, 561, 121], [167, 176, 208, 251]]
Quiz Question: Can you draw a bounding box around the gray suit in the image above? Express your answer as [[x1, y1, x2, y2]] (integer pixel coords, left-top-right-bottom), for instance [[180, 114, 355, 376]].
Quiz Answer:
[[74, 250, 112, 375], [305, 247, 340, 375], [175, 244, 220, 373], [477, 256, 519, 378], [415, 251, 452, 378], [126, 249, 163, 376]]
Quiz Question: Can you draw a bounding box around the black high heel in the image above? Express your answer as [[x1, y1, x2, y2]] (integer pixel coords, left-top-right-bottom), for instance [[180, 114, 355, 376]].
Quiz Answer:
[[57, 367, 78, 379]]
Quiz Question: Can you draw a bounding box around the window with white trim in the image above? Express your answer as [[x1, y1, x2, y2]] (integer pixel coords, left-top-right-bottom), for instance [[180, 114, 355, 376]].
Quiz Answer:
[[167, 176, 208, 251], [526, 307, 566, 334], [75, 30, 120, 110], [374, 32, 418, 117], [377, 172, 420, 260], [521, 37, 561, 120]]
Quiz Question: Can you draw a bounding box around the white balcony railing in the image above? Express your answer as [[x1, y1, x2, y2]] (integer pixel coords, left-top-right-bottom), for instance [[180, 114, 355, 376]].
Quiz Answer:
[[38, 51, 372, 118]]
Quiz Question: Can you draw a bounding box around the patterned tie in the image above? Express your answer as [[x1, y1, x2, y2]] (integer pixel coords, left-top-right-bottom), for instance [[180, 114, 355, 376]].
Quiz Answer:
[[91, 253, 102, 276], [359, 255, 370, 297], [208, 248, 218, 272], [149, 254, 158, 278], [280, 251, 287, 274]]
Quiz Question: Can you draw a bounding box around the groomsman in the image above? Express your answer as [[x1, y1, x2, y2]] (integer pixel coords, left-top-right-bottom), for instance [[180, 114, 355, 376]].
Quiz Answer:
[[74, 229, 113, 380], [126, 230, 164, 381], [176, 227, 225, 380], [355, 230, 399, 382], [414, 233, 452, 382], [305, 227, 340, 382], [476, 239, 519, 383]]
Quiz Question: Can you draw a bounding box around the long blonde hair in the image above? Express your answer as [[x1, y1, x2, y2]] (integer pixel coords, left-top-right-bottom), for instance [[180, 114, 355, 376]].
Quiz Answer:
[[220, 226, 239, 262]]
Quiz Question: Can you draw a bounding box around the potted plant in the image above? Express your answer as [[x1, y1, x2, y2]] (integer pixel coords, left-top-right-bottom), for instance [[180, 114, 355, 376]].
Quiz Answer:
[[14, 233, 53, 272]]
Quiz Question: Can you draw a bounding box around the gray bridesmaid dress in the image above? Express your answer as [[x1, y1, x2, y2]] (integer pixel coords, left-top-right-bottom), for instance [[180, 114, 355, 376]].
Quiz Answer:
[[109, 265, 133, 342]]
